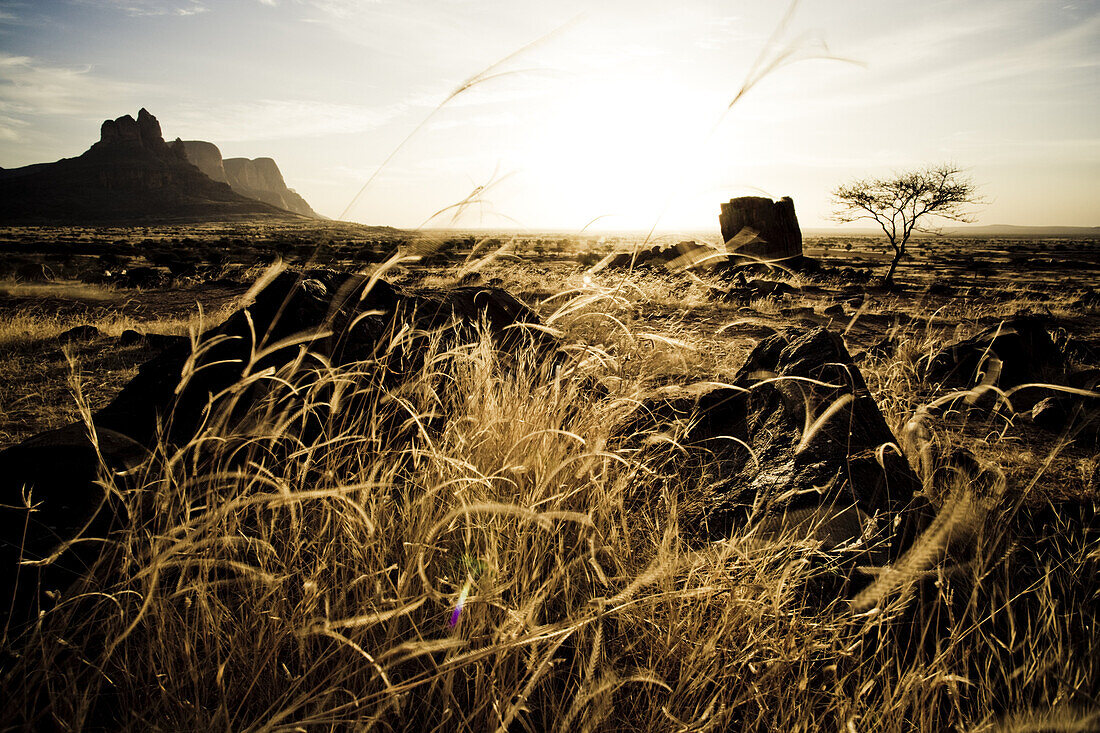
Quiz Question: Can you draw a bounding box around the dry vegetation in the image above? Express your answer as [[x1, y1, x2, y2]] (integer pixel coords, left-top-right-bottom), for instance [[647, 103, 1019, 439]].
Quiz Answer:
[[0, 228, 1097, 731]]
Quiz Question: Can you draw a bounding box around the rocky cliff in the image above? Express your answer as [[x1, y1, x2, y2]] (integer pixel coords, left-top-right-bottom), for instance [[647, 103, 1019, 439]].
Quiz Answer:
[[180, 142, 321, 218], [223, 157, 320, 218], [178, 140, 229, 183], [0, 109, 301, 224]]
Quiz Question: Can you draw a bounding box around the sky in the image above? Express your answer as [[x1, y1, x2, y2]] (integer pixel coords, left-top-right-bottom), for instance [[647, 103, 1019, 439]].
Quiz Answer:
[[0, 0, 1097, 231]]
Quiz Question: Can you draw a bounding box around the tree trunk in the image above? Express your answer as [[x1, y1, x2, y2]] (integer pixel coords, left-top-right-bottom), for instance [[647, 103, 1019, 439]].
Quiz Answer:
[[883, 247, 903, 285]]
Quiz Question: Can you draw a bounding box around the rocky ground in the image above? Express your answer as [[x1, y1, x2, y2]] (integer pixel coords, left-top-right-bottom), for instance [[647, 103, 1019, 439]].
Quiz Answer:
[[0, 223, 1096, 730], [2, 225, 1095, 499]]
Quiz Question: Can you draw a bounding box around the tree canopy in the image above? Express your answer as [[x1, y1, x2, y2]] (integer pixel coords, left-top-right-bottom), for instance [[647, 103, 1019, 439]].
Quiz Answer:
[[832, 164, 981, 284]]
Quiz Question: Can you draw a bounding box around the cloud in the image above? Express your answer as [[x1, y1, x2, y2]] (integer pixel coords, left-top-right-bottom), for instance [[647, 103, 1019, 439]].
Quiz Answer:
[[167, 99, 404, 142], [75, 0, 209, 17], [0, 111, 29, 141], [0, 54, 143, 120]]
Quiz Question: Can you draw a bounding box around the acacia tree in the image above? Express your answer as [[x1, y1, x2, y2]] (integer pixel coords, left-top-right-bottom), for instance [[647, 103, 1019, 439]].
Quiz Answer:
[[831, 164, 981, 285]]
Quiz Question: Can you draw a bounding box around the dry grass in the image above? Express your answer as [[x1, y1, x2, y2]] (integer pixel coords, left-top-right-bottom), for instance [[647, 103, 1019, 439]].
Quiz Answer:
[[1, 266, 1096, 731]]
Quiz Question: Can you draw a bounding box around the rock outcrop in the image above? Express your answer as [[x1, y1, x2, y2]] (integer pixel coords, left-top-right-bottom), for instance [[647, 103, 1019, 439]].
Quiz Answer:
[[720, 196, 803, 260], [923, 316, 1066, 391], [178, 140, 229, 183], [180, 141, 321, 218], [223, 156, 320, 218], [603, 240, 727, 272], [631, 327, 927, 559], [0, 109, 300, 224]]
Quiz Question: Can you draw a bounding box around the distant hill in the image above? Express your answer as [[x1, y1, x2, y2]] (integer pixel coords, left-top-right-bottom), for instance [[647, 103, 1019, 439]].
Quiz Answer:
[[0, 109, 307, 224], [804, 225, 1099, 238], [180, 141, 322, 219]]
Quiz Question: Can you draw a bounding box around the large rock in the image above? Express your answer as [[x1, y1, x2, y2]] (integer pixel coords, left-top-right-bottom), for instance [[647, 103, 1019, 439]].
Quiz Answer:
[[924, 316, 1066, 391], [719, 196, 803, 260], [0, 271, 559, 627], [0, 424, 149, 628], [93, 271, 558, 447], [634, 327, 926, 556], [0, 109, 299, 224], [1031, 394, 1100, 446]]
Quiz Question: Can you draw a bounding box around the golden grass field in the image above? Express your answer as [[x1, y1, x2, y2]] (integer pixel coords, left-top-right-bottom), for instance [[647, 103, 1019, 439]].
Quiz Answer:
[[0, 225, 1097, 731]]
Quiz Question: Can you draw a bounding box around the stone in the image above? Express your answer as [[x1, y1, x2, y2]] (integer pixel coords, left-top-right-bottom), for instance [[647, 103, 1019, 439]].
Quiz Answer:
[[0, 424, 149, 627], [92, 270, 559, 448], [118, 329, 188, 350], [719, 196, 803, 260], [1031, 395, 1099, 445], [58, 325, 102, 343], [118, 266, 171, 288], [924, 316, 1066, 389], [632, 327, 927, 558]]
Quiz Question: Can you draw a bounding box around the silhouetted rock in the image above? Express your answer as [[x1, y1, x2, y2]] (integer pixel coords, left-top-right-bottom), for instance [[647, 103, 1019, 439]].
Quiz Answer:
[[604, 240, 726, 272], [92, 271, 559, 447], [0, 424, 149, 628], [0, 109, 300, 224], [118, 329, 188, 350], [632, 327, 927, 558], [117, 266, 171, 288], [1031, 394, 1099, 446], [719, 196, 803, 260], [58, 325, 102, 343], [924, 316, 1066, 389]]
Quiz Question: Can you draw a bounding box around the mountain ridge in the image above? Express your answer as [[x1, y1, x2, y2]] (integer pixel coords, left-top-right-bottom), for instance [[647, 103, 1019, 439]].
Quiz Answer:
[[0, 109, 315, 224]]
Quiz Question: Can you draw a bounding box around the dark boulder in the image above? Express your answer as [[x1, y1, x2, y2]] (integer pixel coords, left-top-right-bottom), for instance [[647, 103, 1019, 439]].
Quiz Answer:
[[0, 424, 149, 627], [92, 270, 558, 448], [1, 269, 558, 629], [118, 329, 188, 350], [719, 196, 802, 260], [924, 316, 1066, 389], [58, 324, 102, 343], [117, 266, 171, 288], [633, 327, 927, 558], [1031, 394, 1099, 446], [117, 328, 144, 346]]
